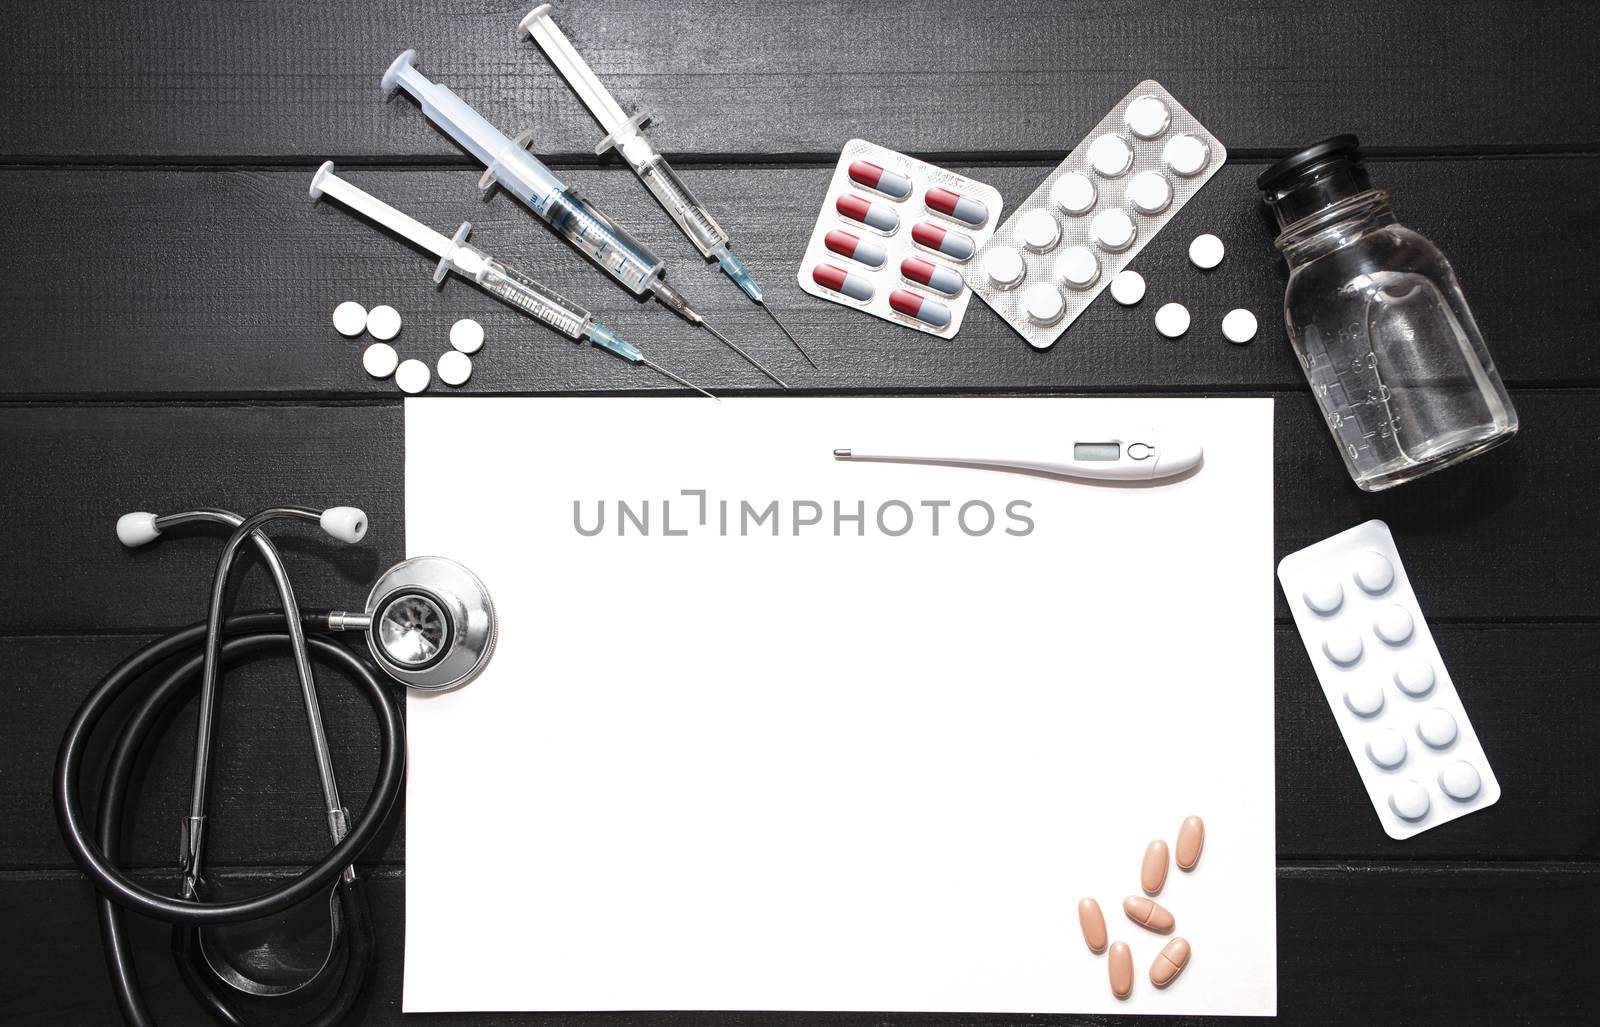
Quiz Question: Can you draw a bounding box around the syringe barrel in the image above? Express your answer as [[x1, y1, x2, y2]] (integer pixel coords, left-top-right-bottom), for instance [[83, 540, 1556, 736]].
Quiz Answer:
[[625, 145, 731, 259], [472, 257, 593, 340], [541, 186, 663, 295]]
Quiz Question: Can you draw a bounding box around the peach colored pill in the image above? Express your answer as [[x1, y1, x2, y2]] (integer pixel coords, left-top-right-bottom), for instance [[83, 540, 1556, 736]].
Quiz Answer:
[[1108, 941, 1133, 999], [1176, 815, 1205, 871], [1078, 898, 1108, 953], [1122, 895, 1175, 934], [1150, 937, 1191, 988], [1141, 839, 1169, 895]]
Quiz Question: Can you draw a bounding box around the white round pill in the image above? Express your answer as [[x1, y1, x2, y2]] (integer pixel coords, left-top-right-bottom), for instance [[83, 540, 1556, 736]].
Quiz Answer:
[[1109, 270, 1146, 306], [1438, 761, 1482, 801], [1091, 209, 1136, 252], [394, 357, 430, 394], [1388, 780, 1431, 822], [1022, 283, 1066, 326], [1155, 302, 1191, 338], [1124, 95, 1172, 140], [362, 342, 398, 379], [366, 304, 402, 341], [1374, 604, 1415, 645], [1365, 728, 1408, 769], [1018, 209, 1061, 252], [1344, 680, 1385, 718], [333, 301, 368, 337], [1056, 245, 1099, 289], [1393, 656, 1436, 697], [437, 349, 472, 386], [1050, 172, 1097, 215], [1088, 133, 1134, 177], [1163, 133, 1211, 177], [1127, 171, 1173, 215], [1302, 578, 1344, 615], [1352, 551, 1395, 594], [1322, 628, 1363, 666], [450, 318, 485, 354], [983, 246, 1026, 289], [1188, 233, 1225, 269], [1222, 309, 1258, 344], [1417, 708, 1458, 749]]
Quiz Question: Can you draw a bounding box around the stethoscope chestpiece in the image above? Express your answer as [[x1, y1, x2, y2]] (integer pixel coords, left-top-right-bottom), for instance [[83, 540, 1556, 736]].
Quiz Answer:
[[361, 556, 497, 691]]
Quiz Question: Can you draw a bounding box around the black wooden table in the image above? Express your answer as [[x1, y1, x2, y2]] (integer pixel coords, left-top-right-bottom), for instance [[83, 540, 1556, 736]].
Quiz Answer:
[[4, 1, 1597, 1023]]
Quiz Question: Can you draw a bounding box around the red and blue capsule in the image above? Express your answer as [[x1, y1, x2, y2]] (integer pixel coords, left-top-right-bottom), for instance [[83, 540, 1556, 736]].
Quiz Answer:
[[848, 159, 913, 200], [812, 263, 874, 302], [900, 257, 964, 297], [824, 229, 887, 269], [836, 193, 899, 233], [911, 221, 975, 262], [924, 186, 989, 227], [889, 289, 952, 328]]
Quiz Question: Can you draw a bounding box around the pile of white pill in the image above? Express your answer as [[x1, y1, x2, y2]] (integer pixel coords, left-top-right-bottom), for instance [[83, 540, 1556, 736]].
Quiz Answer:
[[333, 302, 482, 393], [1102, 232, 1259, 346]]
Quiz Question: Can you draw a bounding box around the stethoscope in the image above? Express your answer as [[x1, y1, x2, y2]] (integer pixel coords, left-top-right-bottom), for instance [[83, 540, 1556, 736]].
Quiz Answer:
[[53, 505, 496, 1026]]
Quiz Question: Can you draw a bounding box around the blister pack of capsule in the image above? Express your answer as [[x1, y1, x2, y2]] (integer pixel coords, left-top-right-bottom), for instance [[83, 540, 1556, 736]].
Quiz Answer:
[[965, 81, 1226, 350], [797, 140, 1002, 338], [1278, 520, 1500, 840]]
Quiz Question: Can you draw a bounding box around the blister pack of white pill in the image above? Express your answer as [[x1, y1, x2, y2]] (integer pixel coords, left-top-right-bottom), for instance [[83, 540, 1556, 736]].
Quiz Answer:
[[965, 81, 1226, 350], [797, 139, 1002, 338], [1278, 520, 1500, 840]]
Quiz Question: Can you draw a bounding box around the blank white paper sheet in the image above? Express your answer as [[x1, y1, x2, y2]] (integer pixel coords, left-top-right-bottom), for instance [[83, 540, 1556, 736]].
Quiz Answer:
[[403, 397, 1276, 1016]]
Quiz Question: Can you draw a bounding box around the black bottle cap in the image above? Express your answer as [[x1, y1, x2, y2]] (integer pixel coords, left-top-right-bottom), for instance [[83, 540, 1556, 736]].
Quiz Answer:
[[1257, 135, 1362, 192]]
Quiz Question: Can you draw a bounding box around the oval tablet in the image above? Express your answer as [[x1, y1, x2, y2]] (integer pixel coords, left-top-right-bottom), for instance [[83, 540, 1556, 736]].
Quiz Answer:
[[1056, 245, 1099, 289], [1175, 815, 1204, 871], [1344, 680, 1385, 718], [1439, 761, 1482, 801], [911, 221, 975, 261], [1123, 895, 1175, 934], [1417, 707, 1458, 749], [436, 349, 472, 386], [450, 318, 485, 354], [1163, 133, 1211, 177], [1108, 941, 1133, 999], [1078, 898, 1107, 953], [888, 289, 951, 329], [1302, 577, 1344, 615], [1222, 309, 1258, 344], [1352, 551, 1395, 594], [1128, 171, 1173, 215], [366, 304, 402, 341], [825, 229, 887, 269], [1091, 209, 1137, 252], [983, 246, 1026, 290], [1017, 209, 1061, 253], [1125, 95, 1172, 139], [901, 257, 963, 297], [925, 186, 988, 227], [1374, 604, 1415, 645], [1393, 656, 1436, 697], [1109, 270, 1145, 305], [1155, 302, 1191, 339], [1088, 133, 1134, 177], [836, 193, 899, 233], [1388, 780, 1431, 821], [394, 357, 429, 394], [812, 263, 873, 303], [333, 300, 367, 337], [1021, 283, 1066, 327], [1188, 233, 1224, 269], [1366, 727, 1407, 769], [1140, 839, 1168, 896], [1149, 937, 1191, 988], [362, 341, 398, 379], [848, 159, 912, 199], [1050, 171, 1096, 215], [1322, 628, 1363, 666]]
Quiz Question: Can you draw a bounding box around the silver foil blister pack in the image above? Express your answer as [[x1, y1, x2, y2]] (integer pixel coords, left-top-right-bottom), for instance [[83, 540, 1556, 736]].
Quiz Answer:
[[965, 80, 1226, 349]]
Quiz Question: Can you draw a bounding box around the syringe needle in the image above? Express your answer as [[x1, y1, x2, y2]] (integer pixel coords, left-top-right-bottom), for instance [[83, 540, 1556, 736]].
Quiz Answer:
[[701, 320, 790, 389], [642, 357, 718, 401], [761, 301, 816, 370]]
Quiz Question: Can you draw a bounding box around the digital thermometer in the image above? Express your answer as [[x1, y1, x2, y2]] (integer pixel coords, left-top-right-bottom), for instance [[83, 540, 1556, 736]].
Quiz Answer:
[[832, 435, 1203, 483]]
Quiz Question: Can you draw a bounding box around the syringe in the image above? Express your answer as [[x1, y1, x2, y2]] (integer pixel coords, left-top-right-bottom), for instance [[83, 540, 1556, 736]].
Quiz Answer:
[[308, 161, 713, 399], [382, 50, 788, 389], [519, 5, 815, 370]]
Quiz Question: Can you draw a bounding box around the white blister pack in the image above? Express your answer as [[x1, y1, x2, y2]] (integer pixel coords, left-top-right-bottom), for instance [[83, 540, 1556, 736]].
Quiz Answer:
[[1278, 520, 1500, 840], [797, 140, 1002, 338], [965, 81, 1226, 350]]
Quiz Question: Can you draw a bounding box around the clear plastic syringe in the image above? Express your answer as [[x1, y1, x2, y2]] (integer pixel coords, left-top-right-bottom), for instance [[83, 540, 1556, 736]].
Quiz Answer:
[[519, 5, 815, 369], [308, 161, 713, 399], [382, 50, 787, 389]]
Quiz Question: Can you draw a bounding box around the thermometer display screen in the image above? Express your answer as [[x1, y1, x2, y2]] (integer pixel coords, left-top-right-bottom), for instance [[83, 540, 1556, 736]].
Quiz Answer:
[[1073, 442, 1122, 462]]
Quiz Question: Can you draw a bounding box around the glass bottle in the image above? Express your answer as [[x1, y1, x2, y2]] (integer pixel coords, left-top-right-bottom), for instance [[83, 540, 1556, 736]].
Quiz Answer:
[[1260, 136, 1517, 491]]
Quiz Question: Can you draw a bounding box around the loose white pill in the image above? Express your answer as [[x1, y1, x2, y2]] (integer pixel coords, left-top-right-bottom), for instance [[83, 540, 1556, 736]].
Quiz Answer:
[[366, 304, 402, 341], [1088, 133, 1134, 177], [1393, 656, 1436, 697], [1163, 133, 1211, 177], [1127, 171, 1173, 215], [1388, 780, 1431, 821], [1438, 761, 1482, 801], [437, 349, 472, 386], [362, 342, 398, 379], [333, 301, 368, 337], [1091, 209, 1136, 252], [1344, 680, 1385, 718], [1417, 708, 1458, 749], [394, 357, 430, 394], [1050, 172, 1097, 215], [1374, 604, 1415, 645], [1018, 209, 1061, 252], [1352, 551, 1395, 594], [1056, 245, 1099, 289], [450, 318, 485, 354], [1022, 283, 1066, 326], [1302, 578, 1344, 615], [983, 246, 1026, 289], [1188, 233, 1225, 269], [1322, 628, 1363, 666], [1366, 728, 1408, 769], [1124, 95, 1172, 140], [1222, 309, 1258, 344], [1155, 302, 1191, 338], [1109, 270, 1146, 306]]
